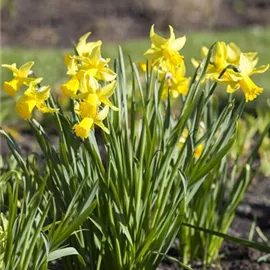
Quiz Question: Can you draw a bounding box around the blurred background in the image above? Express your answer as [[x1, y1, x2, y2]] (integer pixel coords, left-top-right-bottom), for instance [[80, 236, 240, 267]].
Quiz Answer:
[[2, 0, 270, 46], [1, 0, 270, 125]]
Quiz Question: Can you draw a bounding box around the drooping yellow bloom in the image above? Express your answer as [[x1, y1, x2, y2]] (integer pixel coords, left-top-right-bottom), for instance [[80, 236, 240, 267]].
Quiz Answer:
[[219, 53, 269, 102], [61, 76, 80, 97], [191, 41, 268, 102], [75, 74, 118, 110], [73, 101, 110, 138], [144, 25, 186, 67], [177, 128, 204, 159], [160, 63, 190, 99], [16, 85, 58, 120], [73, 117, 94, 139], [61, 32, 117, 138], [2, 62, 42, 96]]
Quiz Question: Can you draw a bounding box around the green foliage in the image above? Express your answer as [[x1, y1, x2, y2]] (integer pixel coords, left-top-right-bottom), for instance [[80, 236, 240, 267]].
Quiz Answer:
[[0, 126, 98, 269], [1, 39, 269, 269], [178, 102, 270, 265]]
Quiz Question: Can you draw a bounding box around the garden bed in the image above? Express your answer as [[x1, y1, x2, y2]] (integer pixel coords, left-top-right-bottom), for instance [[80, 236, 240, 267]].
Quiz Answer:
[[158, 175, 270, 269]]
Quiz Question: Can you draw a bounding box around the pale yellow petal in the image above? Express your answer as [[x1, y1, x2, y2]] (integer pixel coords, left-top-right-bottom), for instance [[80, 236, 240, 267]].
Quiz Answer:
[[150, 25, 166, 47], [239, 53, 254, 76], [213, 42, 227, 70], [2, 63, 18, 75], [201, 46, 209, 58], [191, 58, 200, 68], [19, 61, 35, 77], [171, 36, 186, 51], [87, 75, 99, 93], [35, 85, 51, 101], [76, 32, 91, 55], [168, 25, 176, 42], [227, 43, 241, 64], [226, 83, 240, 93], [250, 64, 269, 75], [99, 98, 119, 111], [97, 68, 117, 81], [95, 121, 110, 134], [98, 81, 117, 98], [96, 105, 109, 121], [36, 102, 59, 113], [89, 45, 101, 64]]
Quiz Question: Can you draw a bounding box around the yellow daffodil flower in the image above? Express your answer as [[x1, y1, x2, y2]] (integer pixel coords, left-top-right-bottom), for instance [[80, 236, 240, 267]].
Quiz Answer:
[[2, 62, 42, 96], [76, 32, 102, 57], [78, 45, 116, 82], [74, 74, 118, 110], [144, 25, 186, 67], [61, 76, 80, 97], [159, 62, 190, 99], [73, 103, 110, 138], [64, 54, 78, 76], [219, 53, 269, 102], [16, 85, 58, 120], [178, 127, 204, 159]]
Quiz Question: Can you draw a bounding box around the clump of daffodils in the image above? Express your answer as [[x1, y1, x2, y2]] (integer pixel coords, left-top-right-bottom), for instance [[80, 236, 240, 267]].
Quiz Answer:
[[143, 25, 190, 99], [61, 32, 118, 138], [1, 62, 57, 120], [1, 27, 269, 139], [193, 41, 269, 102]]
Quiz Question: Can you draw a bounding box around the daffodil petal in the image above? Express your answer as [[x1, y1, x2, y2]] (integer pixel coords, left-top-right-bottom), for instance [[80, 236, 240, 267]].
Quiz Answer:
[[37, 102, 58, 113], [19, 61, 35, 77], [227, 43, 241, 64], [3, 79, 22, 96], [191, 58, 200, 68], [96, 106, 109, 121], [239, 53, 254, 76], [97, 68, 117, 81], [2, 63, 18, 75], [250, 64, 269, 75], [99, 81, 117, 98], [35, 86, 51, 101], [150, 25, 166, 47], [76, 32, 91, 55], [201, 46, 209, 58], [95, 121, 110, 134], [226, 83, 240, 93], [89, 46, 101, 64], [99, 97, 119, 111], [171, 36, 186, 51], [168, 25, 176, 43], [16, 97, 36, 120]]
